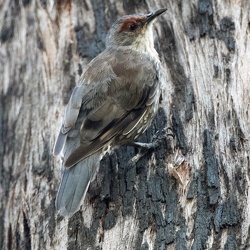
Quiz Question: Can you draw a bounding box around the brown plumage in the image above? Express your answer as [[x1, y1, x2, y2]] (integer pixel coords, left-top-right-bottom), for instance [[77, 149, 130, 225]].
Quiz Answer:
[[54, 8, 166, 217]]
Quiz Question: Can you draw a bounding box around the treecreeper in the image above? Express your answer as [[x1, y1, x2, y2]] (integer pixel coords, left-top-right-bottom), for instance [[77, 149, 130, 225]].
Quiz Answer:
[[54, 8, 167, 217]]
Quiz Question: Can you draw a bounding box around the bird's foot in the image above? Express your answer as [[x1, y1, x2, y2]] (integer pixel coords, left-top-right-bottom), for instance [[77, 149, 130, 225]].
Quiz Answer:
[[130, 127, 174, 150], [128, 127, 174, 165]]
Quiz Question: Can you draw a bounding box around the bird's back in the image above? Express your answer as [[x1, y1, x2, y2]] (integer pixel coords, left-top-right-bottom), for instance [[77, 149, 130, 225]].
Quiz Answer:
[[61, 47, 162, 168]]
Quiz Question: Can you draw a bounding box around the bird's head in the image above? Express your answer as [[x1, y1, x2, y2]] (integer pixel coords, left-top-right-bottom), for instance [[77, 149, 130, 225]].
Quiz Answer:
[[106, 8, 167, 51]]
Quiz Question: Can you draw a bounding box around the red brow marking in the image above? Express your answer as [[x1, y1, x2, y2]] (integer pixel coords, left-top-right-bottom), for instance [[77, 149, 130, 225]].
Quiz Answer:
[[119, 17, 144, 32]]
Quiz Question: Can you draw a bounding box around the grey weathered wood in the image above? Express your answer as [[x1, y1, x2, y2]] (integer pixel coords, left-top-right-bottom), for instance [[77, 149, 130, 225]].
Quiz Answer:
[[0, 0, 249, 249]]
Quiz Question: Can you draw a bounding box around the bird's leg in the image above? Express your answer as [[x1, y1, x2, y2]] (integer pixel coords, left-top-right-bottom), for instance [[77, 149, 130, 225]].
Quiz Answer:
[[130, 141, 158, 149], [130, 127, 174, 150], [128, 127, 174, 165], [128, 148, 148, 166]]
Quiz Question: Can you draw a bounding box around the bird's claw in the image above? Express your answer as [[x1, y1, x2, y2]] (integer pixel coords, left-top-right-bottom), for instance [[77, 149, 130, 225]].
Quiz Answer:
[[131, 126, 174, 150], [128, 127, 174, 165]]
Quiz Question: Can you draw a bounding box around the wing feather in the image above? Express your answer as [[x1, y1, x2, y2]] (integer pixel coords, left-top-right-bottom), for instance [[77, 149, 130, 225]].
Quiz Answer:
[[57, 48, 159, 168]]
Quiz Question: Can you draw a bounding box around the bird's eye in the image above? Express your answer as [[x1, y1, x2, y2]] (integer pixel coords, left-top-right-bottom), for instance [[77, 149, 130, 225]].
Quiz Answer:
[[129, 23, 137, 31]]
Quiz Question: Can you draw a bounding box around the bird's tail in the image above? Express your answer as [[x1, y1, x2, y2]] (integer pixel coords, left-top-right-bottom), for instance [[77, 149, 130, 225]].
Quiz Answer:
[[55, 152, 100, 217]]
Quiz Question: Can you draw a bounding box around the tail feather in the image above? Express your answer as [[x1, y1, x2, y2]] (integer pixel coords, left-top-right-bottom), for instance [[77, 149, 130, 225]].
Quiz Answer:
[[56, 152, 100, 217], [53, 131, 67, 156]]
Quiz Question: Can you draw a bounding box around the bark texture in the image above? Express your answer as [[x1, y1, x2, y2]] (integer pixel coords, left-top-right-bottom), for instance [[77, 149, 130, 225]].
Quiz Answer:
[[0, 0, 249, 249]]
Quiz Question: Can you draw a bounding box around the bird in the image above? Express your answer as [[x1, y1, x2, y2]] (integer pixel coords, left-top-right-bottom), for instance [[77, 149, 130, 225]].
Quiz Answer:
[[54, 8, 167, 217]]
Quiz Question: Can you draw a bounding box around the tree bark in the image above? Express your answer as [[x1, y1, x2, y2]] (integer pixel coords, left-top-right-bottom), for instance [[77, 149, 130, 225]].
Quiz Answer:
[[1, 0, 249, 249]]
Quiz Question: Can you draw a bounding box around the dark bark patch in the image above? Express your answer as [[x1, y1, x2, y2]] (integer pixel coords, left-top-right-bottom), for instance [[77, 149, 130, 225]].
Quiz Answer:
[[63, 43, 73, 76], [214, 196, 241, 233], [170, 66, 196, 122], [15, 229, 21, 250], [218, 17, 235, 52], [0, 93, 13, 198], [99, 155, 113, 199], [136, 160, 150, 232], [23, 212, 31, 250], [68, 211, 104, 249], [123, 0, 147, 14], [22, 0, 31, 6], [184, 89, 196, 121], [163, 191, 179, 244], [191, 172, 213, 250], [235, 164, 247, 195], [197, 0, 215, 38], [148, 175, 165, 202], [203, 129, 220, 204], [214, 204, 223, 233], [75, 0, 106, 59], [0, 0, 20, 46], [0, 215, 3, 248], [165, 223, 175, 244], [225, 68, 231, 83], [207, 106, 216, 131], [46, 202, 57, 240], [229, 136, 237, 152], [36, 33, 44, 51], [227, 107, 246, 153], [40, 0, 47, 8], [104, 210, 117, 230], [123, 0, 136, 14], [7, 224, 12, 250], [10, 0, 21, 15], [0, 19, 15, 43], [176, 224, 188, 250], [187, 178, 197, 199], [213, 65, 219, 78], [154, 226, 169, 249], [224, 229, 238, 250], [172, 113, 188, 155], [189, 2, 236, 53], [220, 198, 241, 227], [92, 0, 107, 49], [74, 24, 103, 59]]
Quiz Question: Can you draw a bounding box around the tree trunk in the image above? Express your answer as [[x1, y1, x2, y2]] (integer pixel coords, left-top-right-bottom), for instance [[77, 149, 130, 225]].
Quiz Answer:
[[1, 0, 249, 249]]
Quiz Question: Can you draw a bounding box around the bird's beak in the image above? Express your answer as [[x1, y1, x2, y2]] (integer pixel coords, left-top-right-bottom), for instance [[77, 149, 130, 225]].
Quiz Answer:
[[145, 8, 167, 24]]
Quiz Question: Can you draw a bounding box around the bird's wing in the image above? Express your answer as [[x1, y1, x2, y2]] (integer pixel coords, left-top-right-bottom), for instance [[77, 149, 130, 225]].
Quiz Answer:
[[53, 85, 86, 156], [55, 48, 159, 168]]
